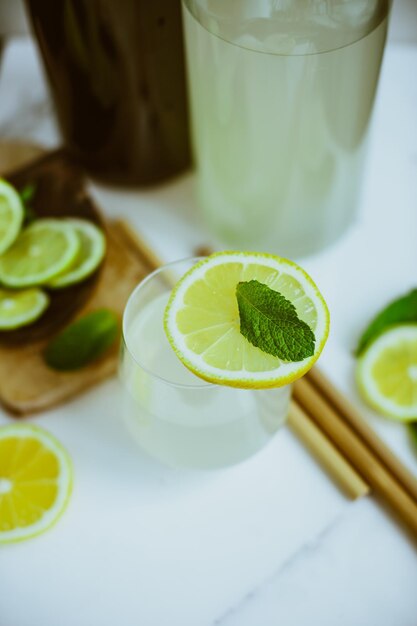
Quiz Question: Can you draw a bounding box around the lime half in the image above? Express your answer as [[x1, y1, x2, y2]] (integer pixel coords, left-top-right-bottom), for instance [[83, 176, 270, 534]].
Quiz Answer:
[[0, 219, 80, 287], [356, 324, 417, 422], [164, 251, 329, 389], [49, 219, 106, 288], [0, 287, 49, 329], [0, 179, 24, 255]]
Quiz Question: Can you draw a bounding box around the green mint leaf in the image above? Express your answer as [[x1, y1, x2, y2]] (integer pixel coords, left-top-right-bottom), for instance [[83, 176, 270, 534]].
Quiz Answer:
[[236, 280, 315, 362], [356, 289, 417, 356], [19, 183, 37, 223], [19, 183, 36, 204], [44, 309, 119, 371]]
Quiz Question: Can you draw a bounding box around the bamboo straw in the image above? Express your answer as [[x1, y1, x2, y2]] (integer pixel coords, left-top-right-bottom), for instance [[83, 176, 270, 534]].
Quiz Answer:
[[288, 400, 369, 500], [294, 377, 417, 537], [307, 366, 417, 503]]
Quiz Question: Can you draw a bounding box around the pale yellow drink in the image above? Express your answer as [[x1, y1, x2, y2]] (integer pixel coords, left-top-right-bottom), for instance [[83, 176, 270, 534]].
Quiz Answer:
[[182, 0, 389, 257], [120, 261, 291, 469]]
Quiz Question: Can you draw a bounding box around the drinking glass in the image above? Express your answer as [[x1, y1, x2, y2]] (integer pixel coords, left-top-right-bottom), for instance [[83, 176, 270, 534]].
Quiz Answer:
[[182, 0, 390, 257], [119, 258, 291, 469]]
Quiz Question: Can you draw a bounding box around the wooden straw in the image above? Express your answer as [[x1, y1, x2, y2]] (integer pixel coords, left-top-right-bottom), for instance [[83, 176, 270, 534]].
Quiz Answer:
[[294, 377, 417, 537], [307, 366, 417, 503], [288, 400, 369, 499]]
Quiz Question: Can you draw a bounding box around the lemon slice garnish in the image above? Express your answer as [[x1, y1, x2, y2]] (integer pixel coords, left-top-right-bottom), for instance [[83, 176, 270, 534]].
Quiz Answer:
[[164, 251, 329, 388]]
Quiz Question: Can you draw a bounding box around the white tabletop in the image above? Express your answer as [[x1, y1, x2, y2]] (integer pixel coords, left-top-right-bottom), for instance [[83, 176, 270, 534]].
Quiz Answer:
[[0, 30, 416, 626]]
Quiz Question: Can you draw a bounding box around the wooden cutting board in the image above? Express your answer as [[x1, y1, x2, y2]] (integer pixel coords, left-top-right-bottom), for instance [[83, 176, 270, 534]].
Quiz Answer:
[[0, 143, 156, 415]]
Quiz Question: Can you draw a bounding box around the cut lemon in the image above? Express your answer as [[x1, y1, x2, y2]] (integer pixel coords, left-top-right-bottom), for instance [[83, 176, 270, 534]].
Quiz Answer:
[[0, 287, 49, 330], [164, 251, 329, 388], [356, 324, 417, 422], [48, 219, 106, 288], [0, 219, 80, 287], [0, 424, 73, 544], [0, 179, 24, 255]]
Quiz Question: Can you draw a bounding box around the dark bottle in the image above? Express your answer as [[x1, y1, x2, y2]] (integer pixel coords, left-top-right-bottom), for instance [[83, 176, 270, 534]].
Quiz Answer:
[[25, 0, 191, 185]]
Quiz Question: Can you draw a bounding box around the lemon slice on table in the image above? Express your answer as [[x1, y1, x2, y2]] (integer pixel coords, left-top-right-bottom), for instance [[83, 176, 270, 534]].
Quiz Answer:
[[356, 324, 417, 422], [0, 287, 49, 330], [0, 219, 80, 287], [0, 424, 73, 544], [164, 251, 329, 389], [48, 219, 106, 288], [0, 179, 24, 255]]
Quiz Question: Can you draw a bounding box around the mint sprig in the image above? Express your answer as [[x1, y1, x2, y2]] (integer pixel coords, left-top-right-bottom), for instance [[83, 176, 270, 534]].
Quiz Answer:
[[19, 183, 36, 205], [19, 182, 37, 223], [356, 288, 417, 355], [44, 309, 119, 371], [236, 280, 315, 362]]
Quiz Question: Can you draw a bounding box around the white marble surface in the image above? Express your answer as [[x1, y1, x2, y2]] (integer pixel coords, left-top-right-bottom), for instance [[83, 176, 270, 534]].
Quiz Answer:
[[0, 30, 417, 626]]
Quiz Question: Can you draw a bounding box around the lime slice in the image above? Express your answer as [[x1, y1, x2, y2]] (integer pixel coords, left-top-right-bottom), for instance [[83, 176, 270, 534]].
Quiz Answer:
[[164, 251, 329, 388], [0, 424, 73, 544], [0, 287, 49, 329], [48, 219, 106, 288], [356, 324, 417, 422], [0, 179, 24, 254], [0, 219, 80, 287]]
